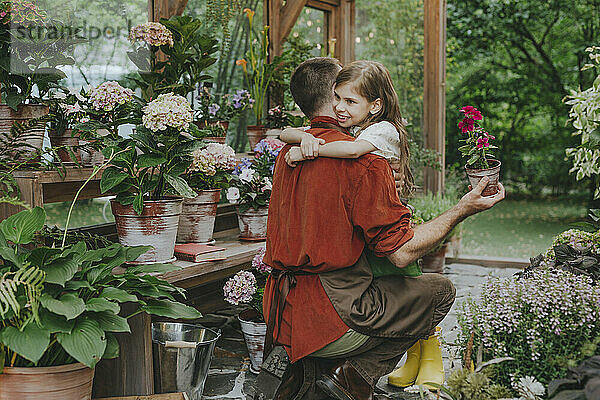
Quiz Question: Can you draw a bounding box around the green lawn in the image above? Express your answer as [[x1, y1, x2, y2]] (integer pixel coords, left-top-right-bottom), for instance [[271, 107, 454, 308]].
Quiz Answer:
[[460, 197, 588, 258]]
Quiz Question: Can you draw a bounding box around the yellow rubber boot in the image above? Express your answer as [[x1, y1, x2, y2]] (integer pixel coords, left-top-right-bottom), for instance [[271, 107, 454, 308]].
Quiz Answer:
[[387, 340, 421, 387], [415, 327, 444, 389]]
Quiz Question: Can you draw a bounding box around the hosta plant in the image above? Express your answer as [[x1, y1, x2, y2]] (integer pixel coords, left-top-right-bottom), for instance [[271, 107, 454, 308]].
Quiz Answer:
[[0, 207, 201, 370]]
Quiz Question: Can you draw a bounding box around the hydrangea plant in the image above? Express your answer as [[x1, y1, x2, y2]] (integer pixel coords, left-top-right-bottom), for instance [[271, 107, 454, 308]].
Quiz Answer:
[[185, 143, 237, 191], [100, 92, 199, 214], [223, 246, 270, 320]]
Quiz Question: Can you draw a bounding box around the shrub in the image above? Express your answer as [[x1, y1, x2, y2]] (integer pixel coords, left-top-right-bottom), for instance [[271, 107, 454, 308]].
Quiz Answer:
[[457, 268, 600, 387]]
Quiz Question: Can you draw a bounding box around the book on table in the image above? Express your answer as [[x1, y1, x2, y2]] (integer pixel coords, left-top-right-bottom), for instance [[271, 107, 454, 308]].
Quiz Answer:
[[174, 243, 227, 263]]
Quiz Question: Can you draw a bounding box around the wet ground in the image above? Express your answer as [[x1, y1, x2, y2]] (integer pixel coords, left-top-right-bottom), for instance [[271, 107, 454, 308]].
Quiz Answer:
[[197, 263, 521, 399]]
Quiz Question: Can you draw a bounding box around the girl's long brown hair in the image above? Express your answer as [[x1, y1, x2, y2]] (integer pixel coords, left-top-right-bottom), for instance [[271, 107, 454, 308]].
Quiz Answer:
[[335, 60, 414, 197]]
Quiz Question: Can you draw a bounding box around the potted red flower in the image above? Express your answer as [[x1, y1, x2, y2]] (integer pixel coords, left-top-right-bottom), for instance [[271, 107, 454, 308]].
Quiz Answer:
[[457, 106, 501, 196]]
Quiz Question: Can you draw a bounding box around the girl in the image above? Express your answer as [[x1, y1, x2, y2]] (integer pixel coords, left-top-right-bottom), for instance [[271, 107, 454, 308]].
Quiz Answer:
[[281, 59, 414, 199], [280, 60, 420, 278]]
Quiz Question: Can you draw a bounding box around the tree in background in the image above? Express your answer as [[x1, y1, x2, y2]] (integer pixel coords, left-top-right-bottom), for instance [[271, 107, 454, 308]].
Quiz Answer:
[[447, 0, 600, 196]]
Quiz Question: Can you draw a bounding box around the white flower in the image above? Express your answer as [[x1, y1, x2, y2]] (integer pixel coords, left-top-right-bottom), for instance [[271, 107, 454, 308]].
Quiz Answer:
[[226, 187, 240, 203], [239, 168, 255, 183], [261, 177, 272, 192], [514, 376, 545, 400], [142, 93, 193, 132]]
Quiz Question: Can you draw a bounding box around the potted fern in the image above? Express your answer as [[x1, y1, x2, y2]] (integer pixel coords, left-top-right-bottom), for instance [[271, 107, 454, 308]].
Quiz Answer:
[[0, 207, 201, 399]]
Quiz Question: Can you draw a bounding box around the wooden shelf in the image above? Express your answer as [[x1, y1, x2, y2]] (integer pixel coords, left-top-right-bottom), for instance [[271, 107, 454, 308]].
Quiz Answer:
[[1, 166, 107, 220]]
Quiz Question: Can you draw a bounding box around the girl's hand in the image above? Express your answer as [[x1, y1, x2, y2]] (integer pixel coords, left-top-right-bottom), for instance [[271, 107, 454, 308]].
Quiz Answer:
[[300, 136, 325, 159], [284, 146, 306, 167]]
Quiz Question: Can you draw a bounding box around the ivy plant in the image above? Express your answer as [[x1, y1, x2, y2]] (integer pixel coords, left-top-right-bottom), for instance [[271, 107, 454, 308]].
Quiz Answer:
[[0, 207, 201, 370]]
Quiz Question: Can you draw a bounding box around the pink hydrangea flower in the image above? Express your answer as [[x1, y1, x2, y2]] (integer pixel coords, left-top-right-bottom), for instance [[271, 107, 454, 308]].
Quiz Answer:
[[88, 81, 134, 112], [129, 22, 174, 47]]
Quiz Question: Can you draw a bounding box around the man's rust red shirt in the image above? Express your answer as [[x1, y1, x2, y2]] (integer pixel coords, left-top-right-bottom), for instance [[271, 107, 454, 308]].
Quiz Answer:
[[263, 116, 414, 362]]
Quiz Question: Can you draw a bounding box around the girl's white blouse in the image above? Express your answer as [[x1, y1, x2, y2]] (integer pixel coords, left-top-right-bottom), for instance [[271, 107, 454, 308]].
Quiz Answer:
[[354, 121, 401, 162]]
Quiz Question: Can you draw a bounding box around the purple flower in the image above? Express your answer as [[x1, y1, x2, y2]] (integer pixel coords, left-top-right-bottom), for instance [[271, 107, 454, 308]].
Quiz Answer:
[[252, 246, 272, 274], [233, 100, 242, 109], [233, 158, 253, 175], [208, 103, 220, 115], [223, 270, 257, 305]]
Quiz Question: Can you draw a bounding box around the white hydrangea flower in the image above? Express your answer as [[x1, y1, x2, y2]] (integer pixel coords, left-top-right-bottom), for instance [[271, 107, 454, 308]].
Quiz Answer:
[[142, 93, 194, 132]]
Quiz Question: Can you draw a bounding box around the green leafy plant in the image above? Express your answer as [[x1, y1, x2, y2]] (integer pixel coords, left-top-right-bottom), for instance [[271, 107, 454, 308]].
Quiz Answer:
[[0, 207, 201, 370], [0, 4, 84, 109], [565, 46, 600, 199], [127, 17, 219, 101], [409, 193, 462, 253], [457, 106, 498, 169], [237, 8, 284, 125]]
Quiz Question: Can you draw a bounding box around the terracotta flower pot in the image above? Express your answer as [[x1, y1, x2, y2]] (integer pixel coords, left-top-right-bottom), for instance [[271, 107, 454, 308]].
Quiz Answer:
[[0, 104, 49, 161], [49, 128, 81, 163], [247, 125, 267, 152], [177, 189, 221, 243], [0, 362, 94, 400], [194, 121, 228, 144], [111, 197, 183, 264], [237, 206, 268, 241], [420, 243, 448, 273], [238, 308, 267, 374], [465, 159, 501, 196]]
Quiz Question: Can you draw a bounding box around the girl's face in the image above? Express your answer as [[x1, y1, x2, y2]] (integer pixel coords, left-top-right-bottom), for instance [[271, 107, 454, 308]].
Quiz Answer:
[[333, 82, 381, 127]]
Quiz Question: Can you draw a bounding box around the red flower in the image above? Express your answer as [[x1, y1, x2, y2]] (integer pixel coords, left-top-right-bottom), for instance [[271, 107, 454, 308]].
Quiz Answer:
[[476, 136, 489, 149], [458, 117, 475, 133], [460, 106, 483, 121]]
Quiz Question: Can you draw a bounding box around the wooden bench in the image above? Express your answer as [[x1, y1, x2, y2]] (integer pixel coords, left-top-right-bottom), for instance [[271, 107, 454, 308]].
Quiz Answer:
[[95, 394, 189, 400]]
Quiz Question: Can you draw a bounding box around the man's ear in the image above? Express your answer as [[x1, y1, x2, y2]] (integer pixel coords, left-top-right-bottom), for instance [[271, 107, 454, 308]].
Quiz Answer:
[[370, 98, 382, 114]]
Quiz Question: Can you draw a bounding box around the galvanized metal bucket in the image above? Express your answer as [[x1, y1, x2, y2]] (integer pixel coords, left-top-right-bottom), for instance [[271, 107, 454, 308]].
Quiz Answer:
[[177, 190, 221, 243], [111, 197, 183, 264], [152, 322, 221, 400], [238, 309, 267, 374]]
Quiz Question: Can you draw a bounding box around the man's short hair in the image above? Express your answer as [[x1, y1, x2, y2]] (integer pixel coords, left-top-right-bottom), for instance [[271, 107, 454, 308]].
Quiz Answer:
[[290, 57, 342, 119]]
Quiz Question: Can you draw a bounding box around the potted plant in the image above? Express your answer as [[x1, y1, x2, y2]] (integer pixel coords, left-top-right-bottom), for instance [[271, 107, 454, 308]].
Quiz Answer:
[[237, 8, 284, 149], [127, 17, 218, 101], [223, 246, 270, 373], [178, 143, 237, 243], [264, 105, 290, 138], [226, 138, 284, 240], [194, 86, 253, 143], [410, 194, 461, 273], [99, 92, 199, 264], [457, 106, 500, 196], [0, 3, 86, 160], [45, 88, 90, 164], [72, 81, 139, 166], [0, 207, 202, 399]]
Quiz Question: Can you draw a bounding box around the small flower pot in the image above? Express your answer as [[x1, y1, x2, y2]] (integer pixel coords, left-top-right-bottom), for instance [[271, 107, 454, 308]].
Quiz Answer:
[[247, 125, 267, 151], [0, 104, 49, 161], [237, 206, 268, 241], [111, 197, 183, 264], [420, 243, 448, 273], [238, 308, 267, 374], [465, 159, 501, 196], [194, 121, 228, 144], [177, 189, 221, 243], [49, 128, 81, 163]]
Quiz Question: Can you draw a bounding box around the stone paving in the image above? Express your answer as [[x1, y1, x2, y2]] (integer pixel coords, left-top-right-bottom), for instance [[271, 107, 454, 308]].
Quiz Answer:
[[196, 263, 522, 399]]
